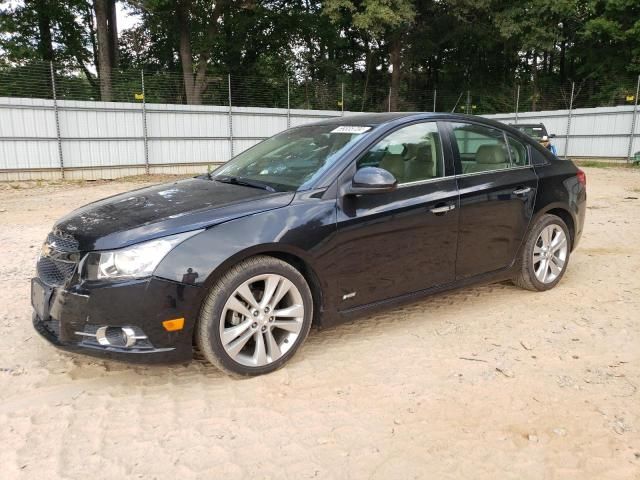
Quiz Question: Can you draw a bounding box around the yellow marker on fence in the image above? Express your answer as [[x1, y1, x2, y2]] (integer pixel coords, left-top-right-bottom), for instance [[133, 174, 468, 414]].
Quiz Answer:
[[135, 93, 144, 100]]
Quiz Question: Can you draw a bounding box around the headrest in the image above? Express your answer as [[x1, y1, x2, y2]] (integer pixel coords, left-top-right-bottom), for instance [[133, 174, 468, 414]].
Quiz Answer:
[[386, 143, 406, 156], [476, 145, 507, 164], [404, 143, 419, 159]]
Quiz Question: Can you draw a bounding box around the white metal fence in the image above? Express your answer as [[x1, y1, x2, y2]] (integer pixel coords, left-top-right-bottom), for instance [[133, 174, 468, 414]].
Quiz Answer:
[[485, 104, 640, 160], [0, 97, 349, 181], [1, 96, 639, 181]]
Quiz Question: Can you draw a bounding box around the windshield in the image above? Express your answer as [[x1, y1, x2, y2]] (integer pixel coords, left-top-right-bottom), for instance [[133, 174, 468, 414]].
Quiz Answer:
[[515, 125, 545, 140], [212, 125, 370, 191]]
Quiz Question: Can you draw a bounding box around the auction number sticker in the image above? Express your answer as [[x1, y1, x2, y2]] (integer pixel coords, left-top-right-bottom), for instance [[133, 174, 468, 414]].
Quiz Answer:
[[331, 126, 372, 134]]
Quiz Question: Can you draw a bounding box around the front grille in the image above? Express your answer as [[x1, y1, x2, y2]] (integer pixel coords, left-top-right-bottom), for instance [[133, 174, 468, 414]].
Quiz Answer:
[[46, 230, 79, 251], [36, 230, 80, 286], [37, 256, 77, 286]]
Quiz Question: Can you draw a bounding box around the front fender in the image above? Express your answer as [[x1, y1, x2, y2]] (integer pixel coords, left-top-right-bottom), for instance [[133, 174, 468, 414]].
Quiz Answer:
[[154, 191, 337, 306]]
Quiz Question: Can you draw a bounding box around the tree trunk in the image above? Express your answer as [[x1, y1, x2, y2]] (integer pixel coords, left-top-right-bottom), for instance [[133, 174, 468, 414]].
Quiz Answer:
[[107, 0, 119, 69], [34, 0, 54, 62], [532, 51, 538, 111], [94, 0, 112, 101], [361, 45, 372, 112], [176, 0, 196, 104], [389, 34, 402, 111]]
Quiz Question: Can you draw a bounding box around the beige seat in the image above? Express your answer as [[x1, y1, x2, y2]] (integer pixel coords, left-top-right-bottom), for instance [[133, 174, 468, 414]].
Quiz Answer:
[[464, 144, 509, 173], [405, 144, 434, 182], [379, 147, 406, 182]]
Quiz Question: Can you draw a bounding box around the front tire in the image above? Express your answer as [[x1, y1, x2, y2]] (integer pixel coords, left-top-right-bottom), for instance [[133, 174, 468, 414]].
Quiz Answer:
[[196, 255, 313, 376], [513, 214, 571, 291]]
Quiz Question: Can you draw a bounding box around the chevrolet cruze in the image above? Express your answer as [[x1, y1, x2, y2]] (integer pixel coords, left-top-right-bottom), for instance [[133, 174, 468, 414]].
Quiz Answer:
[[31, 113, 586, 376]]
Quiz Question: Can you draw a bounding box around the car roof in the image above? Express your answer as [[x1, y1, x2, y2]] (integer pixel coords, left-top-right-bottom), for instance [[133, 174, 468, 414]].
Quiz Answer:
[[512, 123, 546, 127], [307, 112, 518, 130]]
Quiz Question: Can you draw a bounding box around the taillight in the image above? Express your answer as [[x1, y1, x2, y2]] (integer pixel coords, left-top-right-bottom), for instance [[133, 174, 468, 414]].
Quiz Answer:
[[576, 169, 586, 187]]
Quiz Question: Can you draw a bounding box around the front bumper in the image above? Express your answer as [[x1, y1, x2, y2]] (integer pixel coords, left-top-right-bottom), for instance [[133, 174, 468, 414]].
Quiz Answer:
[[31, 276, 203, 364]]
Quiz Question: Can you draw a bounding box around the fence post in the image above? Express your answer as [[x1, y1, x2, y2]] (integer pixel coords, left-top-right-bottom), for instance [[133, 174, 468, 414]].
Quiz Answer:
[[228, 74, 234, 158], [287, 77, 291, 128], [388, 87, 392, 112], [141, 70, 149, 175], [564, 81, 575, 159], [341, 83, 344, 116], [433, 89, 437, 112], [50, 61, 64, 180], [627, 74, 640, 163], [466, 90, 471, 114], [514, 85, 520, 124]]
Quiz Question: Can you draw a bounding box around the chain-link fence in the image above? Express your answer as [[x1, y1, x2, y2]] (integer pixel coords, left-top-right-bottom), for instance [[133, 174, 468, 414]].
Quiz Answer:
[[3, 61, 639, 114], [1, 61, 639, 180]]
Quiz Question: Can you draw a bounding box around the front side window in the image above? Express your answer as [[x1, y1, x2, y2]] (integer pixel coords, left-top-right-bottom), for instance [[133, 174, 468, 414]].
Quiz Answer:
[[357, 122, 444, 184], [214, 125, 369, 191], [450, 122, 511, 174]]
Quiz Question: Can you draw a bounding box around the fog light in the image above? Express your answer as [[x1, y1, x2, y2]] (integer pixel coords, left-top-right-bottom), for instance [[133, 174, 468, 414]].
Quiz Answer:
[[75, 325, 149, 348]]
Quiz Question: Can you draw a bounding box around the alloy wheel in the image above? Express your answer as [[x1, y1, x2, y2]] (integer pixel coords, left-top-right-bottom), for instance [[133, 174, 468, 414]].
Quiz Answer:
[[533, 224, 568, 284], [219, 273, 305, 367]]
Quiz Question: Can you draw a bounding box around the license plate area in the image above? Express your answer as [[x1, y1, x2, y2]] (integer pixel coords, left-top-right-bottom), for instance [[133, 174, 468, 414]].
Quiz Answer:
[[31, 278, 53, 320]]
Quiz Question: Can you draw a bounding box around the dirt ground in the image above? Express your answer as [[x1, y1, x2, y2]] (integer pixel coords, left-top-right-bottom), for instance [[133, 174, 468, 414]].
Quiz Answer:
[[0, 167, 639, 479]]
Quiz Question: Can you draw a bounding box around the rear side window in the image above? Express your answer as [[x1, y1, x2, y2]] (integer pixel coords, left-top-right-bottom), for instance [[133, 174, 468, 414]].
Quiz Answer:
[[507, 136, 529, 166], [450, 122, 511, 174]]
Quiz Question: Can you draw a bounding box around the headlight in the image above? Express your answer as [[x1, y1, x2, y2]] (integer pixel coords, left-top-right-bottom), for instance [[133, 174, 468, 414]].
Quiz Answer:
[[83, 230, 202, 280]]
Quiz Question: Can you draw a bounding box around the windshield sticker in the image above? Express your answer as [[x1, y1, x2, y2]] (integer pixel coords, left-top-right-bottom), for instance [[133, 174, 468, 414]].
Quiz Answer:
[[331, 126, 372, 134]]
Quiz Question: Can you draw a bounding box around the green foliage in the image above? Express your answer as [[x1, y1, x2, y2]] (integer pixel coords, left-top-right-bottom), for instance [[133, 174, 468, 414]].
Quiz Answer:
[[0, 0, 638, 111]]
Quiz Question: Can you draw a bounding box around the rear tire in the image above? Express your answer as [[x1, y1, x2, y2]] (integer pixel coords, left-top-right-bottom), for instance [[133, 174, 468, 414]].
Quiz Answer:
[[513, 214, 571, 291], [196, 255, 313, 376]]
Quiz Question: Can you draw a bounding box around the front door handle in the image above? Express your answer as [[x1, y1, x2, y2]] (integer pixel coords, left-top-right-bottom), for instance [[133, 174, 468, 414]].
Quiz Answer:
[[430, 204, 456, 215], [513, 187, 532, 196]]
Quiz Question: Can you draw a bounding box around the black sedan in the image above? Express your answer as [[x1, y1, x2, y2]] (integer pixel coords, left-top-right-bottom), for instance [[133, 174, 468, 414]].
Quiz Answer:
[[31, 113, 586, 376]]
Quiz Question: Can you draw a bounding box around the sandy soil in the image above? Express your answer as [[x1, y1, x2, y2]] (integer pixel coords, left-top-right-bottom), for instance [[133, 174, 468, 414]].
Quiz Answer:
[[0, 167, 639, 479]]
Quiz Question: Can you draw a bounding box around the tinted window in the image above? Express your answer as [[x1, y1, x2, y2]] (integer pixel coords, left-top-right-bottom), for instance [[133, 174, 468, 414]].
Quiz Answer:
[[450, 122, 510, 174], [507, 136, 528, 166], [357, 122, 443, 184], [214, 125, 369, 191]]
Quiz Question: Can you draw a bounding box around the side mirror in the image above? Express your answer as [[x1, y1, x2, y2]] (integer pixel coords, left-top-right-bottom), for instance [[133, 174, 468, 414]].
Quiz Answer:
[[541, 135, 549, 141], [347, 167, 397, 195]]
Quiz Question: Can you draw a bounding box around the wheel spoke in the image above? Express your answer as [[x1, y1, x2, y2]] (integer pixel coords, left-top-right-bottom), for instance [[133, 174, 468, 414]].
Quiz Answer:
[[222, 319, 252, 345], [226, 296, 253, 319], [552, 255, 565, 269], [541, 227, 551, 247], [535, 258, 548, 281], [265, 329, 282, 361], [260, 275, 280, 308], [225, 328, 254, 358], [551, 235, 567, 253], [272, 319, 302, 334], [271, 278, 294, 308], [548, 259, 561, 277], [274, 304, 304, 318], [253, 332, 267, 365], [236, 283, 259, 310], [533, 245, 543, 263]]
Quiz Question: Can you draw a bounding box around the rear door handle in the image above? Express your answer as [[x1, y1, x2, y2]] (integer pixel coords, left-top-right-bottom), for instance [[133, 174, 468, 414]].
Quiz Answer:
[[430, 204, 456, 215], [513, 187, 532, 196]]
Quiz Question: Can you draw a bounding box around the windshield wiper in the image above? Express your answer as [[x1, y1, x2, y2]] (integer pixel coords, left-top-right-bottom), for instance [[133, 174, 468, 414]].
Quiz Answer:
[[214, 175, 277, 192]]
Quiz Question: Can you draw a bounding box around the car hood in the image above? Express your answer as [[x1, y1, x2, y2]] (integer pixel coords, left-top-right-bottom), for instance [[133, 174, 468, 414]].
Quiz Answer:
[[53, 177, 295, 251]]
